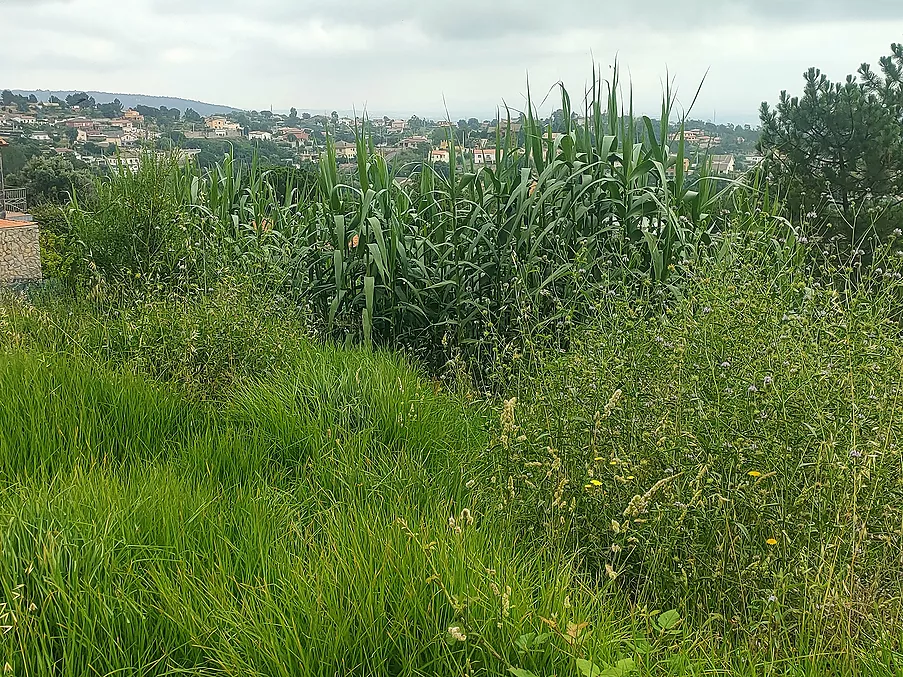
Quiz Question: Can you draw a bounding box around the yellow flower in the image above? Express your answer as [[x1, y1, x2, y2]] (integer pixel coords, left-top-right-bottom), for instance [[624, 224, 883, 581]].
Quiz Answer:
[[766, 538, 778, 546], [748, 471, 762, 478], [591, 480, 603, 487]]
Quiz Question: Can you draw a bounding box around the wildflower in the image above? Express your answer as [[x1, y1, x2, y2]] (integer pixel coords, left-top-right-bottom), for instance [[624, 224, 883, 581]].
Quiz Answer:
[[767, 595, 777, 603], [748, 385, 758, 393], [720, 361, 731, 368], [766, 538, 778, 546], [850, 450, 862, 458], [748, 471, 762, 478], [763, 376, 773, 387], [460, 508, 474, 526], [448, 626, 467, 642], [590, 479, 603, 487], [605, 563, 618, 580]]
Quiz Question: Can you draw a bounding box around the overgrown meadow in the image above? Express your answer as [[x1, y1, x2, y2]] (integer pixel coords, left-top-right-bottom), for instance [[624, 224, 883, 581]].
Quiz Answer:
[[2, 67, 903, 675]]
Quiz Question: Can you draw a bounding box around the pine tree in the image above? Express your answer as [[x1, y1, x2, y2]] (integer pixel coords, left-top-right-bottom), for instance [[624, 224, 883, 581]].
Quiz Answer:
[[760, 42, 903, 238]]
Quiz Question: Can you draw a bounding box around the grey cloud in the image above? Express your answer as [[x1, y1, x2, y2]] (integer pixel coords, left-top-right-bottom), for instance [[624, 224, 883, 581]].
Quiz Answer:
[[4, 0, 903, 123], [149, 0, 903, 40]]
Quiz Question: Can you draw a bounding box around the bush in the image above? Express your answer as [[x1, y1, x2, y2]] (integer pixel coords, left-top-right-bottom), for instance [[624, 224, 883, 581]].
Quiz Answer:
[[0, 279, 314, 398]]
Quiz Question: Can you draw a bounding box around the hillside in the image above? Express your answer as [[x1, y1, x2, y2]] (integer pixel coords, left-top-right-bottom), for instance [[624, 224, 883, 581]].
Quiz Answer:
[[10, 89, 237, 116]]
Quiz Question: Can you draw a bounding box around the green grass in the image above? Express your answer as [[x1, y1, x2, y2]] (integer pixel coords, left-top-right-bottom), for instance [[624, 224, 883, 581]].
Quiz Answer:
[[9, 61, 903, 676], [495, 239, 903, 657], [1, 300, 902, 673], [0, 349, 613, 674]]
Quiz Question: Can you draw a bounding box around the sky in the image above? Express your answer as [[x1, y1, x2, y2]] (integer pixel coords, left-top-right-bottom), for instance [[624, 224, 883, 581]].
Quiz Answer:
[[3, 0, 903, 124]]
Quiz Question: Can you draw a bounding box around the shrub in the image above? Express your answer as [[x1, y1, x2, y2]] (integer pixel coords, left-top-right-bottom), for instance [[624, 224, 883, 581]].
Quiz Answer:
[[0, 279, 314, 398]]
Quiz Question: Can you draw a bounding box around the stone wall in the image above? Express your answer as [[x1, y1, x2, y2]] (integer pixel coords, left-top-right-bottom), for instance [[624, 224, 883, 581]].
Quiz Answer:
[[0, 224, 42, 283]]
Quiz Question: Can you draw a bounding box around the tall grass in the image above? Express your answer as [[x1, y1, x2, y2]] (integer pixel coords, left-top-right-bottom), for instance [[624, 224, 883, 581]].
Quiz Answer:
[[13, 62, 903, 674], [493, 232, 903, 649], [0, 344, 898, 674], [46, 66, 747, 372]]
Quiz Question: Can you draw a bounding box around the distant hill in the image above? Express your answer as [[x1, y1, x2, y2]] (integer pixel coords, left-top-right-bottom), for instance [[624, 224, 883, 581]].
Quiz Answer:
[[10, 90, 238, 116]]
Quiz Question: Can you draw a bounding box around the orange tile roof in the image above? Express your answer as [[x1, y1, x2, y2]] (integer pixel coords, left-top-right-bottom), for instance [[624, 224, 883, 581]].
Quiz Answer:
[[0, 213, 35, 228]]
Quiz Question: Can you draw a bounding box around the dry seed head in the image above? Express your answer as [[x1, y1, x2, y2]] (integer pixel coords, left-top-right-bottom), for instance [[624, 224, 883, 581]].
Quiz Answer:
[[603, 389, 623, 417], [623, 474, 678, 518], [448, 626, 467, 642]]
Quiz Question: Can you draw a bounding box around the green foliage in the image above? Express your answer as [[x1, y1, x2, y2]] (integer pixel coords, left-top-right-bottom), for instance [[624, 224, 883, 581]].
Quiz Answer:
[[64, 153, 193, 284], [0, 348, 602, 674], [7, 154, 94, 205], [7, 57, 903, 673], [495, 235, 903, 641], [2, 241, 903, 671], [760, 42, 903, 238], [0, 136, 44, 176], [0, 280, 313, 398], [49, 66, 732, 374]]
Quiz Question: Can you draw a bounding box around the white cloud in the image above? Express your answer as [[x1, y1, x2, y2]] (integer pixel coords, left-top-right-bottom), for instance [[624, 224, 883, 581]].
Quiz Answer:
[[3, 0, 903, 123]]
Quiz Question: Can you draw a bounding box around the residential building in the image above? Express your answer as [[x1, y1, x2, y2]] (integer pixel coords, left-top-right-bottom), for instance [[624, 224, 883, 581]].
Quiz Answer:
[[249, 130, 273, 141], [710, 154, 735, 174], [334, 141, 357, 160], [401, 135, 429, 149], [666, 157, 691, 177], [205, 116, 241, 132], [280, 128, 310, 143], [64, 117, 96, 129], [430, 148, 450, 164], [106, 155, 142, 173], [472, 148, 497, 165], [110, 118, 136, 131], [123, 109, 144, 122]]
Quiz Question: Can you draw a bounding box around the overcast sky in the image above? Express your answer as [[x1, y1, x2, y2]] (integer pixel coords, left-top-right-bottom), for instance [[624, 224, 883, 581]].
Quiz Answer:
[[4, 0, 903, 123]]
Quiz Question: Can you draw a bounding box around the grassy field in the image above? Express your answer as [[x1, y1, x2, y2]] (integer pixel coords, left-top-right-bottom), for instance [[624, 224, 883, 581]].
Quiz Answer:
[[2, 259, 902, 674], [3, 65, 903, 675]]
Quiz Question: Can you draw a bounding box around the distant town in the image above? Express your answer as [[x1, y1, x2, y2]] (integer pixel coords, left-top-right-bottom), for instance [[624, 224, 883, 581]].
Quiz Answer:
[[0, 89, 762, 182]]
